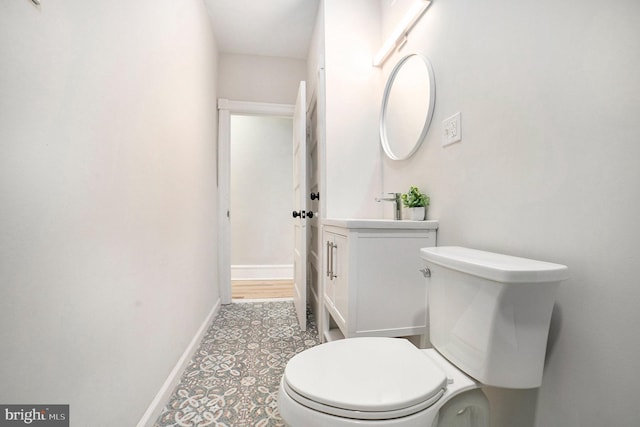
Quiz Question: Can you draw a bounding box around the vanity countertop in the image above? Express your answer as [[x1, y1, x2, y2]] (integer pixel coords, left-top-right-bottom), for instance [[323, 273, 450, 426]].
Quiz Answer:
[[323, 218, 439, 230]]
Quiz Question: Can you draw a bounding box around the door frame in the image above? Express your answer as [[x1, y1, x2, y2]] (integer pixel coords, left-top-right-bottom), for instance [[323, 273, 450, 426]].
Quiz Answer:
[[217, 99, 295, 304]]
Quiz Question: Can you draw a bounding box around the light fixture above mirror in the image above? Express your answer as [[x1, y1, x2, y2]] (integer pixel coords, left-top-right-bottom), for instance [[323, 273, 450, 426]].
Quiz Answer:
[[373, 0, 432, 67]]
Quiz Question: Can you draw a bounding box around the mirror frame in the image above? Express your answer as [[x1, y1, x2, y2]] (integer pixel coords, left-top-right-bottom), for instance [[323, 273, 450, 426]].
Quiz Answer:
[[379, 53, 436, 161]]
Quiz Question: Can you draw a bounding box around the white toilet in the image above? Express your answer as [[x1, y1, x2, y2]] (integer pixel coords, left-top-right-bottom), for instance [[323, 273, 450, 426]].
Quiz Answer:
[[278, 246, 569, 426]]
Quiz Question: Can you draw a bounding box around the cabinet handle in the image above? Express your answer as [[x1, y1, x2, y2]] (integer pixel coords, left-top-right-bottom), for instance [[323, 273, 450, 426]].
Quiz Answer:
[[326, 241, 331, 278], [330, 243, 338, 279], [326, 241, 338, 280]]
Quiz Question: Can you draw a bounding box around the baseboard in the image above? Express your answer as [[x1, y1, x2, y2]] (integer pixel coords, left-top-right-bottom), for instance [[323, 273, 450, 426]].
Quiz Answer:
[[231, 264, 293, 280], [136, 298, 221, 427]]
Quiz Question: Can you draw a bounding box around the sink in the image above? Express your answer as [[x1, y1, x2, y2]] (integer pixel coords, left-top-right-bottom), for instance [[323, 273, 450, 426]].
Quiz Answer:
[[323, 218, 438, 230]]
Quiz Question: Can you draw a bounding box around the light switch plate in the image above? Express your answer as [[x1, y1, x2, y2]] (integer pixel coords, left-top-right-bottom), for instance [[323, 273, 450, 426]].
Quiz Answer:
[[442, 112, 462, 146]]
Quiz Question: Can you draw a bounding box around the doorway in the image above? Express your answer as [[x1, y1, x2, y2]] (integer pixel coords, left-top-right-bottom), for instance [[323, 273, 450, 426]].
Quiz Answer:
[[229, 114, 294, 299], [216, 89, 324, 329], [217, 100, 295, 304]]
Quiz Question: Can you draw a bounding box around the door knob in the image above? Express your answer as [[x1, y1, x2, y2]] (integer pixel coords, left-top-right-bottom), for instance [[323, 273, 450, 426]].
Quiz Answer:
[[306, 211, 314, 219], [292, 210, 301, 218], [310, 192, 320, 201]]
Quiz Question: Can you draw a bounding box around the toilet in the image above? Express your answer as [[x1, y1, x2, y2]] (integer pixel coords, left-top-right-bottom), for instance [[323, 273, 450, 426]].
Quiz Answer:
[[278, 246, 569, 427]]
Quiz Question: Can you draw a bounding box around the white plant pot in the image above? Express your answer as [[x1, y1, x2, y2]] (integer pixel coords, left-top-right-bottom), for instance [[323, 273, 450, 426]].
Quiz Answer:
[[407, 206, 426, 221]]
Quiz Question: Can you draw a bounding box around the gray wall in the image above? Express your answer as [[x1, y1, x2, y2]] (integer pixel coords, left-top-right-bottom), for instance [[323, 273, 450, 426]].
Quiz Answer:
[[323, 0, 384, 219], [0, 0, 220, 425], [320, 0, 640, 426], [218, 53, 307, 104], [230, 115, 294, 267], [379, 1, 640, 425]]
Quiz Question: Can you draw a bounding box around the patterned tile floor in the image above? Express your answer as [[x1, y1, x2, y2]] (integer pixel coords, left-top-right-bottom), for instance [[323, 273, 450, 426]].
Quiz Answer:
[[154, 300, 319, 427]]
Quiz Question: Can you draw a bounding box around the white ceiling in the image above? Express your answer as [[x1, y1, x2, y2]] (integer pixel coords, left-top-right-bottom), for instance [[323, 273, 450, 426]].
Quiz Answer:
[[204, 0, 320, 59]]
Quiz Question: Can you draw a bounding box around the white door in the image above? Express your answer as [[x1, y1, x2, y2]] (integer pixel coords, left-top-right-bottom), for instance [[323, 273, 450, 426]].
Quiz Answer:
[[292, 81, 307, 331], [306, 85, 322, 330]]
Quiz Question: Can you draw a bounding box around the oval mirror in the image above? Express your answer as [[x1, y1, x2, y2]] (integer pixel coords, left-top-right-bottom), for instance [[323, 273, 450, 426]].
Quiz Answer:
[[380, 54, 436, 161]]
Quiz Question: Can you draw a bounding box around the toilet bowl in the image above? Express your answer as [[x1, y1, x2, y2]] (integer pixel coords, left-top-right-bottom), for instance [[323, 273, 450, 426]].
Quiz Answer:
[[278, 246, 568, 426]]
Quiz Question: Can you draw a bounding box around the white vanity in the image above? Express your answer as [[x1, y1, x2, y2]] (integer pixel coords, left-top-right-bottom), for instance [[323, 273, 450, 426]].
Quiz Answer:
[[322, 218, 438, 344]]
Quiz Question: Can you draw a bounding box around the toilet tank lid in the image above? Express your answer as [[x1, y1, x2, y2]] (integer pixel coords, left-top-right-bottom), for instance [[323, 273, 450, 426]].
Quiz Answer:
[[420, 246, 569, 283]]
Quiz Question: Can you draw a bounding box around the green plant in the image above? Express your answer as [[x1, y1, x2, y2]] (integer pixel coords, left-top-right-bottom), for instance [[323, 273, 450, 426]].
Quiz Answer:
[[401, 186, 430, 208]]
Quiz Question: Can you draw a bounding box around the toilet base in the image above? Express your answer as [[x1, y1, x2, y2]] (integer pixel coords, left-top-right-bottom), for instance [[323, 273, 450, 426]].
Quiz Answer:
[[434, 389, 490, 427]]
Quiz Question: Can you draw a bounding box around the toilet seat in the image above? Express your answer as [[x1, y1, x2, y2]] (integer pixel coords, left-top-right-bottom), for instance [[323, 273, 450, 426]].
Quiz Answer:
[[282, 337, 448, 420]]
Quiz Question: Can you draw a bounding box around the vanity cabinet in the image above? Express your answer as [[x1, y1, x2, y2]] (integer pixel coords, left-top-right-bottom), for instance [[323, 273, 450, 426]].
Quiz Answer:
[[322, 219, 438, 343]]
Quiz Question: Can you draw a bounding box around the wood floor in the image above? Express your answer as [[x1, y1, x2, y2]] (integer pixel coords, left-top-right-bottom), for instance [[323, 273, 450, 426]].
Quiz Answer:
[[231, 279, 294, 299]]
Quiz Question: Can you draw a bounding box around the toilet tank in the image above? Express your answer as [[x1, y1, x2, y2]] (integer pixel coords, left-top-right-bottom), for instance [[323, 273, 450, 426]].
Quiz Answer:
[[420, 246, 569, 389]]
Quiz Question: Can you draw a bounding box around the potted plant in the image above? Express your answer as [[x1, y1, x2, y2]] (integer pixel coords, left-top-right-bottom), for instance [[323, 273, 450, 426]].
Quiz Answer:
[[401, 186, 430, 220]]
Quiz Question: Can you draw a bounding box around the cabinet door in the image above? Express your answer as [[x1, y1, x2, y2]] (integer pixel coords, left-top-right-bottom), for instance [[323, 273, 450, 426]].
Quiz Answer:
[[355, 233, 434, 335], [322, 229, 348, 332]]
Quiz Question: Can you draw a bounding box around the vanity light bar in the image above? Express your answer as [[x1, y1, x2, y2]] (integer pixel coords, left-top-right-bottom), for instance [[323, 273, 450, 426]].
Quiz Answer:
[[373, 0, 431, 67]]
